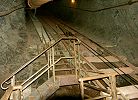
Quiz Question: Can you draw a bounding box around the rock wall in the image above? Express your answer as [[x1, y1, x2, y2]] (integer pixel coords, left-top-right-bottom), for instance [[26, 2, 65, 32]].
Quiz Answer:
[[46, 0, 138, 66], [0, 0, 26, 97]]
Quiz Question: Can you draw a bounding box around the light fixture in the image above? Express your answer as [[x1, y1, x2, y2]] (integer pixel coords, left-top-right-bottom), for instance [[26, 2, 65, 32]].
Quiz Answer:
[[71, 0, 75, 4]]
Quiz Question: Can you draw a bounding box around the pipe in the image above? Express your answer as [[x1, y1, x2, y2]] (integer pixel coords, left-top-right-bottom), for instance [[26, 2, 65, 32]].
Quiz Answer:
[[28, 0, 52, 8]]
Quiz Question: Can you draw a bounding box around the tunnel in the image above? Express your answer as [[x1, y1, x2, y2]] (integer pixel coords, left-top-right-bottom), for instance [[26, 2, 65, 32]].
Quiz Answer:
[[0, 0, 138, 100]]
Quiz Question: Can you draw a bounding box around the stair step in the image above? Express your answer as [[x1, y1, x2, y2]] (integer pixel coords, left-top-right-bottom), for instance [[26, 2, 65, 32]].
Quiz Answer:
[[29, 96, 35, 100], [55, 63, 69, 66], [117, 85, 138, 99], [55, 54, 64, 57], [83, 56, 119, 63], [55, 68, 75, 71], [56, 75, 79, 86], [30, 77, 59, 100]]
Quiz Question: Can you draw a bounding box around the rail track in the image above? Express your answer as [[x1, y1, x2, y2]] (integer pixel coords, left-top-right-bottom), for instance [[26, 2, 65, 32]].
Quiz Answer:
[[38, 13, 138, 80], [35, 12, 138, 99], [1, 11, 138, 100]]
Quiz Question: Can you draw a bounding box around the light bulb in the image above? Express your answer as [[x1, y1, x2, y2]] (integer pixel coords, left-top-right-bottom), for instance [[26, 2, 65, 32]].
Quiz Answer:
[[71, 0, 75, 4]]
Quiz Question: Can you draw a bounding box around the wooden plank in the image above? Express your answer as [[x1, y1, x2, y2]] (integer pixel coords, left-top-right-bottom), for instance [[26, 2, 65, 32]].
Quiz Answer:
[[55, 68, 75, 71], [117, 85, 138, 99], [29, 96, 35, 100], [109, 75, 117, 100], [84, 84, 109, 94], [84, 56, 119, 63], [80, 67, 134, 82], [87, 67, 134, 77], [99, 67, 134, 75]]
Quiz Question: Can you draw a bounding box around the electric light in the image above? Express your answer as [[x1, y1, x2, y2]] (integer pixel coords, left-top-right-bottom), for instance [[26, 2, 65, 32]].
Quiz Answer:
[[71, 0, 75, 4]]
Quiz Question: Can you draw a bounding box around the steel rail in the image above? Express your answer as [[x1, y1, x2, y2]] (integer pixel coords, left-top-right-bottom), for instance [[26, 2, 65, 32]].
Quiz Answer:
[[46, 17, 138, 88], [54, 17, 138, 73], [42, 17, 99, 72], [21, 64, 48, 86], [41, 16, 110, 88], [22, 56, 74, 90], [49, 16, 138, 85]]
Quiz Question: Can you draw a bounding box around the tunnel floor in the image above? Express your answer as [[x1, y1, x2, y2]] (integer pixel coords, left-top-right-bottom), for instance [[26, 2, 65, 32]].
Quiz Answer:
[[48, 96, 82, 100], [47, 85, 82, 100]]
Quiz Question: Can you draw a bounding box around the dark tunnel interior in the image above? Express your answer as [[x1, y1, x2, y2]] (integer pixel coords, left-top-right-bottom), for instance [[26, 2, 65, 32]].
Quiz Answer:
[[0, 0, 138, 100]]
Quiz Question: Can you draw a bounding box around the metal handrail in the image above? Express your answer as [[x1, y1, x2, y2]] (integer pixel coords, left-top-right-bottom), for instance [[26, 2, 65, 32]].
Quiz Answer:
[[22, 56, 74, 90], [21, 64, 48, 86], [1, 37, 79, 90]]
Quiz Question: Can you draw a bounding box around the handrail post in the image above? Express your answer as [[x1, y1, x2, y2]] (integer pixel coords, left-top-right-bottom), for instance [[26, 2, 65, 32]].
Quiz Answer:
[[109, 75, 117, 100], [74, 40, 77, 78], [48, 42, 50, 79], [50, 41, 52, 79], [52, 46, 55, 82], [77, 41, 81, 78], [80, 79, 84, 100], [10, 75, 15, 100]]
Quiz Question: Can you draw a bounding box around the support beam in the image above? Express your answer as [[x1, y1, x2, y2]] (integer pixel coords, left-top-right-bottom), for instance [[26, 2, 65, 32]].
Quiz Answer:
[[85, 67, 134, 81], [80, 79, 84, 100], [109, 75, 117, 100], [84, 56, 120, 63], [84, 83, 109, 94]]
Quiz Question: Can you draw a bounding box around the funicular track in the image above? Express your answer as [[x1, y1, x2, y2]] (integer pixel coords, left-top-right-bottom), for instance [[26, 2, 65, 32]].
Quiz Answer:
[[37, 13, 138, 100], [1, 12, 138, 100]]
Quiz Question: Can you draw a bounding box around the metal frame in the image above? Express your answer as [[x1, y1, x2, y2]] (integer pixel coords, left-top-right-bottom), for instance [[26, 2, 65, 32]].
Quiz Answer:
[[1, 37, 80, 100]]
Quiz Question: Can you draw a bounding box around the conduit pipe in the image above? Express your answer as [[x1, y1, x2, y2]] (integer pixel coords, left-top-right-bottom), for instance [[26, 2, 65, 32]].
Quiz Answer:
[[28, 0, 52, 8]]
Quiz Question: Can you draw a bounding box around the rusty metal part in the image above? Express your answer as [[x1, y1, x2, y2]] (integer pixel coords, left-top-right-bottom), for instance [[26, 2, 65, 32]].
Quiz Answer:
[[28, 0, 52, 8], [1, 86, 13, 100]]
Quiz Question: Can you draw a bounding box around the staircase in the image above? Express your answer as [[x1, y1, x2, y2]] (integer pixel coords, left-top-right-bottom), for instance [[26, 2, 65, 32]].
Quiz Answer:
[[1, 37, 138, 100], [1, 37, 80, 100]]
